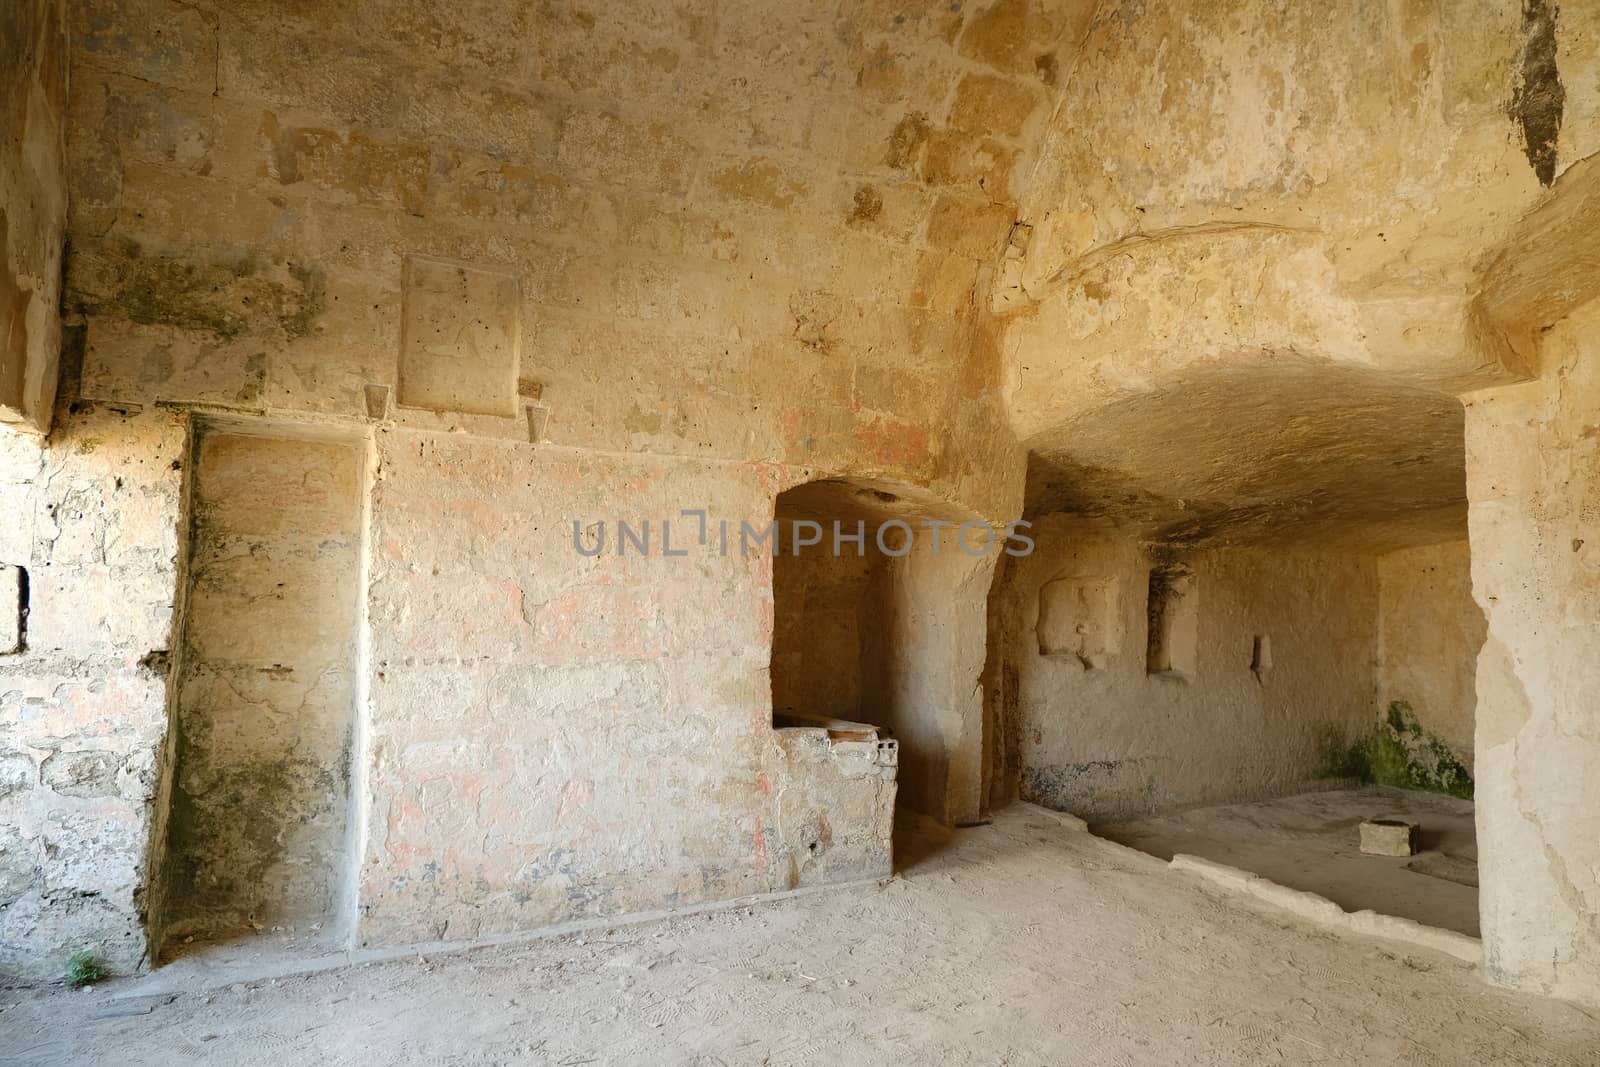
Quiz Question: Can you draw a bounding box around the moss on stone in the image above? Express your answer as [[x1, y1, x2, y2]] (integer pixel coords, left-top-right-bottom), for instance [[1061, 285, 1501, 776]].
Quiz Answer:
[[1316, 725, 1370, 781], [65, 236, 325, 341], [1315, 702, 1473, 800]]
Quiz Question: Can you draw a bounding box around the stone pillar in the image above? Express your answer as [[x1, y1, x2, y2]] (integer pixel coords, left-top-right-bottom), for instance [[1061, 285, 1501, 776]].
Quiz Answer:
[[0, 0, 68, 435], [1465, 299, 1600, 1007]]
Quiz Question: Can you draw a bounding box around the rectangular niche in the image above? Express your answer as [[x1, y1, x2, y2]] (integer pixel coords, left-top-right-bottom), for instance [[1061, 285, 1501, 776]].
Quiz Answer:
[[1036, 576, 1116, 669], [165, 423, 365, 945], [1145, 564, 1197, 677], [1251, 633, 1272, 678], [398, 255, 521, 418]]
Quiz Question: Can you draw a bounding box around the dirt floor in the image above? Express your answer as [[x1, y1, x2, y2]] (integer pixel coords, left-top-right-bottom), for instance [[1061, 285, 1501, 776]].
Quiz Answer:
[[1095, 786, 1480, 937], [3, 804, 1595, 1066]]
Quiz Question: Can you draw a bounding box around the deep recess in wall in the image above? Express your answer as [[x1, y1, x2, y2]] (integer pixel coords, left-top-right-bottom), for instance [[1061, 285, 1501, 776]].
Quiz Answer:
[[768, 477, 992, 824], [1145, 565, 1197, 676], [770, 479, 899, 735]]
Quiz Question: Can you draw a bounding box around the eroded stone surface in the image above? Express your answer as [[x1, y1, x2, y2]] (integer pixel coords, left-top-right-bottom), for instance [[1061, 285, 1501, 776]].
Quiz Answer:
[[1467, 297, 1600, 1006]]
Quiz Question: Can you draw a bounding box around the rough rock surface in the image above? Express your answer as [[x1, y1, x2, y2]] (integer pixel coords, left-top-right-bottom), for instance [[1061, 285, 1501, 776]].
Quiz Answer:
[[0, 0, 1598, 1014]]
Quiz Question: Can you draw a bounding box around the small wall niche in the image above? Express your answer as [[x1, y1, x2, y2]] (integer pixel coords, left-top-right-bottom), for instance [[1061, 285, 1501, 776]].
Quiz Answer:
[[1145, 564, 1197, 677], [1036, 576, 1115, 669], [1251, 634, 1272, 679]]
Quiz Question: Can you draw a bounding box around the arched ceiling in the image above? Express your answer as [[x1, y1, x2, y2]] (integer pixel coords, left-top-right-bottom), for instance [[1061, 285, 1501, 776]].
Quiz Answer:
[[1022, 356, 1465, 548], [989, 0, 1600, 546]]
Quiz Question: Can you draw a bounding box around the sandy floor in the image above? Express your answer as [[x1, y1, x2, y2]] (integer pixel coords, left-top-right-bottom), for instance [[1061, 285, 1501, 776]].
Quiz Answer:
[[3, 803, 1595, 1065], [1095, 787, 1479, 937]]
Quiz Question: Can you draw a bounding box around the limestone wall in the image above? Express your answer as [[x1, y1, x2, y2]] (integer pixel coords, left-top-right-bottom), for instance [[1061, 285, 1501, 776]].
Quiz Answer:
[[363, 437, 764, 941], [1000, 1, 1600, 407], [1001, 517, 1379, 820], [10, 0, 1600, 1006], [0, 0, 68, 433], [0, 404, 186, 978], [0, 0, 1079, 972], [1376, 539, 1482, 774], [57, 0, 1052, 521]]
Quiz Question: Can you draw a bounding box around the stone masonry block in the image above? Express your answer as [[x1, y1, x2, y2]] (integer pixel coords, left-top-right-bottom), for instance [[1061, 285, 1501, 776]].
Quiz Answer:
[[1360, 818, 1419, 856]]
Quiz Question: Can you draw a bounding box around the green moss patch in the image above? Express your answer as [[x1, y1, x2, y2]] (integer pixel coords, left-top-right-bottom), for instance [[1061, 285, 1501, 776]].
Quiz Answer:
[[1316, 701, 1473, 800], [65, 236, 325, 341]]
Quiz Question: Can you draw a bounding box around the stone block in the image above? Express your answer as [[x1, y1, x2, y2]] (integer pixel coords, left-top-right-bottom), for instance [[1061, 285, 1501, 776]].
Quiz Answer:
[[1360, 818, 1419, 856]]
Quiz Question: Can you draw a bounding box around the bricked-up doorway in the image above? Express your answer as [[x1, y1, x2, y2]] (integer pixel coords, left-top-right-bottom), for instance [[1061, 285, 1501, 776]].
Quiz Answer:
[[158, 420, 367, 957]]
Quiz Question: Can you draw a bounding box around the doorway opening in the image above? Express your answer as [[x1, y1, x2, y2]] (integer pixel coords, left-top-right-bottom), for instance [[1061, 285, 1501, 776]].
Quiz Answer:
[[768, 477, 996, 866]]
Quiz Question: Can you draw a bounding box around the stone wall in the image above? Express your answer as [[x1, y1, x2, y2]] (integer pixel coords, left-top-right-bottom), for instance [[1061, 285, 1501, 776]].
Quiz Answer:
[[57, 0, 1051, 520], [0, 403, 186, 978], [7, 0, 1600, 1009], [0, 0, 1078, 972], [0, 0, 68, 433], [1376, 539, 1482, 774], [1001, 0, 1600, 405], [1000, 517, 1379, 820]]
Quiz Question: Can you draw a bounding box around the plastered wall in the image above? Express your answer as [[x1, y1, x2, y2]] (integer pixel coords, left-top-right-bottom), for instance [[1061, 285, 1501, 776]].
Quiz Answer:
[[357, 438, 914, 944], [1000, 517, 1379, 820], [0, 0, 1070, 972]]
